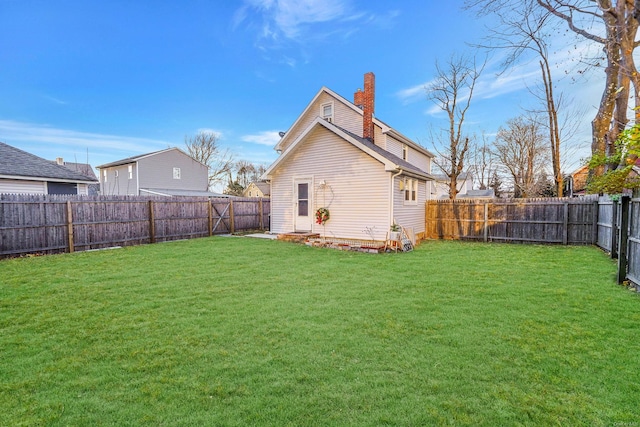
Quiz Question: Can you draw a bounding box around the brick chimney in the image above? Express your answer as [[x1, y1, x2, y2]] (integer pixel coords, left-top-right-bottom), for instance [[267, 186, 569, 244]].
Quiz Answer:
[[353, 72, 375, 142]]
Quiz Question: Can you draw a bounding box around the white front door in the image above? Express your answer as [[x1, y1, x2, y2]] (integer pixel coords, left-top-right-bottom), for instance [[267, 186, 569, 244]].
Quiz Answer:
[[294, 179, 312, 232]]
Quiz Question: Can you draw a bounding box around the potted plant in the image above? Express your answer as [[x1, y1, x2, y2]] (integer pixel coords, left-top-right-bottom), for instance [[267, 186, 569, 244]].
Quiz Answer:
[[389, 223, 401, 241]]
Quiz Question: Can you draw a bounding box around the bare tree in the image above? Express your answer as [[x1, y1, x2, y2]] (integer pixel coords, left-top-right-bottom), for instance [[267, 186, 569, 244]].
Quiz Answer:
[[428, 54, 485, 199], [468, 0, 570, 195], [534, 0, 640, 177], [184, 131, 234, 190], [493, 115, 549, 198], [471, 133, 498, 190], [251, 164, 267, 182], [234, 160, 256, 188]]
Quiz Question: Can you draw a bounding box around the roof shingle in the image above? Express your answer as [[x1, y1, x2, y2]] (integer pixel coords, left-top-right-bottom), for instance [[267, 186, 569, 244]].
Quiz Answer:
[[0, 142, 97, 182]]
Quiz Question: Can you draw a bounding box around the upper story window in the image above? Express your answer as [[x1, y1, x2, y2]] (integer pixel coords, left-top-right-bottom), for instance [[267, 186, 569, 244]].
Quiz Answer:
[[103, 169, 107, 182], [173, 167, 181, 180], [128, 165, 133, 179], [321, 102, 334, 123], [402, 144, 408, 161]]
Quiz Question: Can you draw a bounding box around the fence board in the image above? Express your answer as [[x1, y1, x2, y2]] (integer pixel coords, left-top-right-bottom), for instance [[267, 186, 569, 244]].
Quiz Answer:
[[626, 198, 640, 288], [597, 196, 615, 252], [0, 194, 270, 257]]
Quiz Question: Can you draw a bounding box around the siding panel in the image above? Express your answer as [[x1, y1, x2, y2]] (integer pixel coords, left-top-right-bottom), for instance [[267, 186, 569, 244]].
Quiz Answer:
[[393, 177, 427, 238], [271, 125, 390, 241], [281, 92, 364, 152], [0, 179, 46, 195], [138, 150, 208, 191]]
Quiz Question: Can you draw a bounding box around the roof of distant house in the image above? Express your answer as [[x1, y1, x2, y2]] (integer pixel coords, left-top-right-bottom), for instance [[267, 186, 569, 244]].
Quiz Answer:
[[96, 147, 205, 169], [433, 172, 472, 182], [458, 189, 495, 199], [249, 181, 270, 195], [0, 141, 97, 183], [140, 188, 231, 198], [53, 160, 98, 180]]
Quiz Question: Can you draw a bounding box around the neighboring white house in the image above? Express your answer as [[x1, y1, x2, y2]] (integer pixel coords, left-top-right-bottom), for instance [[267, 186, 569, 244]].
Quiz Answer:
[[262, 72, 435, 242], [96, 147, 211, 196], [0, 142, 97, 195], [432, 173, 474, 199]]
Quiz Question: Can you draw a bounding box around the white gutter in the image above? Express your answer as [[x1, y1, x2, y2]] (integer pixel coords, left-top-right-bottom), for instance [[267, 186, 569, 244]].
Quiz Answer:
[[390, 168, 403, 228], [0, 174, 96, 184], [140, 188, 171, 197]]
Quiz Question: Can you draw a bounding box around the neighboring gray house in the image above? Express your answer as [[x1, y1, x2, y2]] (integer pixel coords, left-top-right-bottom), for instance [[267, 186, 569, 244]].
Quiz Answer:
[[0, 142, 98, 195], [96, 147, 210, 196]]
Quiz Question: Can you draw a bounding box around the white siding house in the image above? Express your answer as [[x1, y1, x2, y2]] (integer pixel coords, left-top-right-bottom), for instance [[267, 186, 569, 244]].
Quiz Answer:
[[263, 73, 435, 242], [432, 173, 474, 199]]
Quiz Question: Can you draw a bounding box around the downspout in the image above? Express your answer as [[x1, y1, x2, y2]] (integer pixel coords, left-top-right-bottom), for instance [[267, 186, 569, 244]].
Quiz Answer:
[[390, 168, 403, 228]]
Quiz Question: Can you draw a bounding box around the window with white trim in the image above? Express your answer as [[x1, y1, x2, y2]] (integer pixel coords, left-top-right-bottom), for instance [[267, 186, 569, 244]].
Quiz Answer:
[[173, 167, 181, 179], [404, 178, 418, 204], [103, 170, 107, 182], [128, 165, 133, 179], [321, 102, 333, 123], [402, 144, 408, 161]]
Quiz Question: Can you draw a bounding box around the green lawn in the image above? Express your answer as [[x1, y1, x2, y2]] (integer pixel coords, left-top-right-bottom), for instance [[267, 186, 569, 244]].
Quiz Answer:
[[1, 237, 639, 426]]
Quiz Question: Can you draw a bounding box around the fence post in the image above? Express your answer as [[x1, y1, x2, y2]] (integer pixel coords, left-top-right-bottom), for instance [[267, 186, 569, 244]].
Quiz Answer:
[[148, 200, 156, 243], [66, 200, 74, 253], [229, 200, 235, 234], [562, 202, 569, 245], [259, 198, 264, 230], [208, 201, 213, 237], [611, 200, 618, 258], [617, 196, 630, 284], [592, 200, 599, 245], [483, 202, 488, 243]]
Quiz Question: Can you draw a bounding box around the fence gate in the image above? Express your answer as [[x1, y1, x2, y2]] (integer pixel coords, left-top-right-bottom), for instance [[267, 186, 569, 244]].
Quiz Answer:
[[210, 199, 232, 234]]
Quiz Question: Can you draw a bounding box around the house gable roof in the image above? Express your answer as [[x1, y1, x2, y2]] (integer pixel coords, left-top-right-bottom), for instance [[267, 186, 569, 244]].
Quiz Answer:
[[274, 86, 434, 159], [433, 172, 473, 183], [0, 141, 98, 183], [54, 161, 98, 180], [96, 147, 205, 169], [253, 181, 271, 194], [263, 117, 433, 180]]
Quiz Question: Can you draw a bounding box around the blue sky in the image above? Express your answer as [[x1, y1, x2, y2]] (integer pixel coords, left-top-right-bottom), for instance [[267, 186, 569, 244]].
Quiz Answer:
[[0, 0, 600, 178]]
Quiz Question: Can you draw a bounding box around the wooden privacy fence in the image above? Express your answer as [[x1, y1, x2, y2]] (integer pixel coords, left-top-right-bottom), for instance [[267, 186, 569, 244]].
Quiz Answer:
[[594, 195, 640, 287], [426, 195, 640, 289], [426, 196, 600, 245], [0, 194, 270, 257]]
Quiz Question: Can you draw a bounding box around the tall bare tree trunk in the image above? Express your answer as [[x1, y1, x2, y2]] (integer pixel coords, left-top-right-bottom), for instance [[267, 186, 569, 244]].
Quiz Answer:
[[540, 59, 563, 196]]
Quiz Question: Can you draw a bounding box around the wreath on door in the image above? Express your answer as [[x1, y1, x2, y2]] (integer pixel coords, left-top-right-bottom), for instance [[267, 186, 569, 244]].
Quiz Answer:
[[315, 207, 330, 225]]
